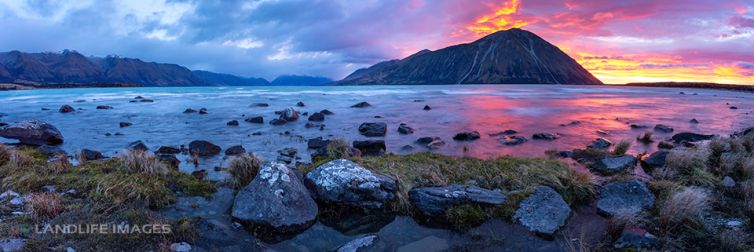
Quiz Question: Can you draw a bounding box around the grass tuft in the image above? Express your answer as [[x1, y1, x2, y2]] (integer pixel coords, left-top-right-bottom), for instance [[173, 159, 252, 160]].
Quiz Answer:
[[327, 139, 352, 159], [612, 139, 632, 155], [27, 192, 65, 220], [637, 132, 654, 144], [118, 150, 168, 175], [659, 186, 709, 228], [228, 153, 262, 188]]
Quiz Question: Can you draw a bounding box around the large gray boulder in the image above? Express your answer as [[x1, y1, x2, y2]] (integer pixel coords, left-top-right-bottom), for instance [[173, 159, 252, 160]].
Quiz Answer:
[[231, 162, 318, 237], [0, 120, 64, 145], [305, 159, 396, 209], [590, 155, 636, 175], [409, 184, 506, 216], [514, 186, 571, 237], [596, 180, 655, 216]]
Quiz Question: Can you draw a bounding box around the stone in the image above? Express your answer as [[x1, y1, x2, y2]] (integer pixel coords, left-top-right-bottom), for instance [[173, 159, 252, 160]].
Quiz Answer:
[[409, 184, 506, 216], [279, 107, 300, 121], [351, 101, 371, 108], [156, 146, 180, 154], [423, 105, 432, 110], [227, 120, 239, 126], [358, 122, 387, 137], [80, 149, 103, 161], [452, 131, 480, 141], [296, 101, 305, 107], [36, 145, 66, 157], [672, 132, 713, 143], [613, 226, 658, 249], [336, 235, 382, 252], [630, 124, 648, 129], [305, 159, 397, 209], [307, 137, 330, 150], [245, 116, 264, 124], [640, 151, 669, 171], [730, 106, 738, 109], [0, 190, 20, 201], [499, 135, 527, 146], [397, 123, 414, 134], [590, 155, 636, 175], [140, 99, 154, 103], [559, 121, 581, 127], [59, 105, 75, 113], [231, 162, 318, 238], [10, 196, 24, 205], [157, 154, 180, 168], [657, 141, 674, 149], [0, 120, 64, 145], [96, 105, 113, 110], [320, 109, 334, 115], [514, 186, 571, 238], [722, 176, 736, 188], [653, 124, 674, 133], [308, 112, 325, 121], [588, 138, 612, 149], [170, 242, 192, 252], [353, 140, 386, 156], [225, 145, 246, 155], [532, 133, 559, 140], [127, 141, 148, 151], [183, 108, 196, 113], [427, 138, 446, 149], [690, 118, 699, 124], [189, 140, 222, 157], [415, 136, 436, 145], [596, 180, 655, 216], [119, 122, 133, 128], [250, 103, 269, 107], [199, 108, 208, 114], [270, 118, 287, 125], [489, 130, 517, 136]]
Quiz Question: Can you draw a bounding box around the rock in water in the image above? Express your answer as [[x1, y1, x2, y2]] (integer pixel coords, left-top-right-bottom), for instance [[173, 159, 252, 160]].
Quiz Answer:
[[119, 122, 133, 128], [453, 131, 480, 141], [296, 101, 305, 107], [225, 145, 246, 155], [231, 162, 318, 240], [653, 124, 674, 133], [226, 120, 239, 126], [351, 102, 371, 108], [308, 112, 325, 121], [423, 105, 432, 110], [156, 146, 180, 154], [96, 105, 113, 110], [671, 132, 714, 143], [640, 151, 669, 171], [588, 138, 612, 149], [596, 180, 655, 216], [189, 140, 221, 157], [305, 159, 397, 209], [279, 107, 300, 121], [589, 155, 636, 175], [532, 133, 559, 140], [358, 122, 387, 137], [352, 140, 386, 156], [59, 105, 75, 113], [80, 149, 103, 161], [0, 120, 64, 145], [397, 123, 414, 134], [409, 185, 506, 216], [127, 140, 148, 151], [499, 135, 527, 146], [245, 116, 264, 124], [514, 186, 571, 238]]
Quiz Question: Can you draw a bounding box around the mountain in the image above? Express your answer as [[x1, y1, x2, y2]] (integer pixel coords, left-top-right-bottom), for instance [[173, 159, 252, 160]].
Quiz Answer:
[[0, 50, 269, 87], [335, 28, 602, 85], [271, 75, 332, 85]]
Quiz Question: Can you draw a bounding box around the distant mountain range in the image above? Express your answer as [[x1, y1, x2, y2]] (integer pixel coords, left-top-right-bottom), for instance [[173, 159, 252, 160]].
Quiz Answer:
[[335, 28, 602, 85], [0, 50, 329, 87]]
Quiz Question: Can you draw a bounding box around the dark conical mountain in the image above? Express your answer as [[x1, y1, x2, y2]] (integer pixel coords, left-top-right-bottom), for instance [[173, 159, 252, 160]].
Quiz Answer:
[[335, 28, 602, 85]]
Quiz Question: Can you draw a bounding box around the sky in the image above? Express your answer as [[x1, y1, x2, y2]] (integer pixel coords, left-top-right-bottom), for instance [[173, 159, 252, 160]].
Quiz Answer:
[[0, 0, 752, 84]]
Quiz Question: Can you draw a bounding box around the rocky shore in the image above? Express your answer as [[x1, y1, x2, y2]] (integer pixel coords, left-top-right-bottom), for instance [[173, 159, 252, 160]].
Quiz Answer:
[[1, 96, 754, 251]]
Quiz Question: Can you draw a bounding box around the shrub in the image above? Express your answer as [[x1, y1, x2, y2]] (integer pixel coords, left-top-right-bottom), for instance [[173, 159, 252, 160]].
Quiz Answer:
[[118, 150, 167, 175], [228, 153, 261, 188], [612, 139, 631, 155], [658, 149, 717, 187], [28, 192, 65, 219], [637, 132, 653, 144], [659, 187, 709, 228]]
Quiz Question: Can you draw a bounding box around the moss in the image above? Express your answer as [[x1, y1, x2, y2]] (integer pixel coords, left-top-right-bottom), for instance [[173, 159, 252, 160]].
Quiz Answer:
[[445, 204, 488, 229], [492, 190, 532, 220]]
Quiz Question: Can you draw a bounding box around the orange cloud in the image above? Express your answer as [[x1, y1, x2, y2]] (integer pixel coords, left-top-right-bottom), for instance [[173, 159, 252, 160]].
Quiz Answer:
[[466, 0, 531, 37]]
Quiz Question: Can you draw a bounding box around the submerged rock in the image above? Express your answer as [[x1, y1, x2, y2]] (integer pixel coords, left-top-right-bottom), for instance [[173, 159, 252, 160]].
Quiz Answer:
[[653, 124, 674, 133], [499, 135, 527, 146], [690, 118, 699, 124], [305, 159, 396, 209], [270, 118, 287, 125], [630, 124, 648, 129], [308, 112, 325, 121], [245, 116, 264, 124], [119, 122, 133, 128], [231, 162, 318, 239], [532, 133, 559, 140], [182, 108, 196, 113], [226, 120, 239, 126], [613, 226, 658, 249], [358, 122, 387, 137], [296, 101, 305, 107], [351, 102, 371, 108], [427, 138, 446, 149], [588, 138, 612, 149], [189, 140, 221, 157], [320, 109, 334, 115], [596, 180, 655, 216], [489, 129, 518, 136], [96, 105, 113, 110], [397, 123, 414, 134], [590, 155, 636, 175], [415, 136, 436, 145], [409, 184, 506, 216], [640, 150, 669, 171], [59, 105, 75, 113], [671, 132, 714, 143], [225, 145, 246, 155], [156, 146, 180, 154], [423, 105, 432, 110], [352, 140, 386, 156], [453, 131, 480, 141], [514, 186, 571, 238], [250, 103, 269, 107], [199, 108, 208, 114], [0, 120, 64, 145]]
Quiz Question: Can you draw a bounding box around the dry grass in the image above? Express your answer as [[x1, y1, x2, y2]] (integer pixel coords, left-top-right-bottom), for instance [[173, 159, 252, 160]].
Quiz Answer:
[[606, 211, 643, 240], [656, 148, 717, 187], [659, 187, 709, 228], [48, 153, 71, 174], [27, 192, 65, 219], [228, 153, 261, 188], [0, 143, 9, 166], [719, 229, 748, 252], [327, 139, 352, 159], [637, 132, 654, 144], [612, 139, 632, 155], [118, 150, 168, 175]]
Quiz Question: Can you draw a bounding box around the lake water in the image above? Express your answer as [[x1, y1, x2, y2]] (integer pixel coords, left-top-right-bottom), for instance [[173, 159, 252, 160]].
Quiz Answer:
[[1, 84, 753, 250]]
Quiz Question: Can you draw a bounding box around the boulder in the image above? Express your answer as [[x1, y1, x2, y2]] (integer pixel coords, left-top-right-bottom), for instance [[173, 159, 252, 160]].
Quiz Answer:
[[199, 108, 208, 114], [183, 108, 197, 113], [231, 162, 318, 238], [157, 154, 180, 168], [320, 109, 334, 115], [0, 120, 64, 145], [613, 226, 658, 249], [427, 138, 446, 149], [308, 112, 325, 121], [532, 133, 559, 140], [514, 186, 571, 237], [245, 116, 264, 124], [640, 151, 669, 171], [671, 132, 713, 143], [96, 105, 113, 110], [630, 124, 648, 129], [189, 140, 222, 157], [80, 149, 103, 161], [59, 105, 75, 113], [119, 122, 132, 128], [653, 124, 674, 133], [140, 99, 154, 103], [335, 235, 383, 252], [127, 140, 149, 151], [251, 103, 269, 107], [358, 122, 387, 137], [453, 131, 480, 141], [596, 180, 655, 216], [397, 123, 414, 134], [279, 107, 300, 121], [415, 136, 436, 145], [270, 118, 287, 125], [489, 130, 517, 136], [351, 102, 371, 108], [589, 155, 636, 175], [307, 137, 330, 150], [690, 118, 699, 124], [225, 145, 246, 155], [499, 135, 527, 146], [423, 105, 432, 110], [352, 140, 386, 156], [227, 120, 239, 126], [296, 101, 305, 107], [305, 159, 397, 209], [156, 146, 180, 154], [588, 138, 612, 149], [409, 185, 506, 216]]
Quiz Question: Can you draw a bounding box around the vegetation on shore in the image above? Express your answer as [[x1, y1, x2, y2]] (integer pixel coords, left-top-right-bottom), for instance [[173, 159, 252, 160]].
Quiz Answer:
[[625, 82, 754, 92]]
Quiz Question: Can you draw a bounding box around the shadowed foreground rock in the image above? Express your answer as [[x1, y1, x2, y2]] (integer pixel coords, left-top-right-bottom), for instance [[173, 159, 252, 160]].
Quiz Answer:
[[409, 184, 506, 216], [514, 186, 571, 238], [589, 155, 636, 175], [596, 180, 655, 216], [305, 159, 396, 209], [231, 162, 318, 241], [0, 120, 64, 145], [640, 150, 669, 171]]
